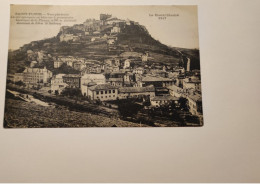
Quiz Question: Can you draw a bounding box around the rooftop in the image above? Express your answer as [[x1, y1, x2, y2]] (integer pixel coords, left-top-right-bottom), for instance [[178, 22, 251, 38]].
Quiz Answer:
[[119, 85, 155, 93], [63, 74, 81, 78], [187, 94, 202, 102], [151, 95, 179, 101], [167, 85, 183, 92], [81, 74, 105, 80], [88, 84, 118, 91], [142, 76, 173, 82], [23, 67, 51, 73], [184, 78, 201, 83], [108, 78, 123, 82], [110, 71, 126, 75], [54, 74, 66, 79]]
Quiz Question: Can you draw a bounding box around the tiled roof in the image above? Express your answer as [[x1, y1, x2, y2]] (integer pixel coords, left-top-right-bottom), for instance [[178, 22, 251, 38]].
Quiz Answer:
[[167, 85, 183, 92], [54, 74, 66, 79], [151, 95, 179, 101], [23, 67, 51, 73], [88, 84, 118, 91], [142, 76, 173, 82], [119, 85, 155, 93], [185, 78, 201, 83], [108, 78, 123, 82], [187, 94, 202, 102], [81, 74, 105, 80], [63, 74, 81, 78], [110, 71, 125, 75]]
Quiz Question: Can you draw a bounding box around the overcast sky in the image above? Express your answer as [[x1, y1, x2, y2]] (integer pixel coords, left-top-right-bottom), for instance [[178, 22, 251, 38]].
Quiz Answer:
[[9, 5, 199, 50]]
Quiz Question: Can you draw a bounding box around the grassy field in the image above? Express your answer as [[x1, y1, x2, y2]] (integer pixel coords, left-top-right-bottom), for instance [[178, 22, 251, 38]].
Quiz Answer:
[[4, 97, 148, 128]]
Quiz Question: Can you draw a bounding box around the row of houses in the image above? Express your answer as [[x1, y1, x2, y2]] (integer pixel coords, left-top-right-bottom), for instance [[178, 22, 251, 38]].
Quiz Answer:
[[9, 60, 202, 116], [54, 55, 132, 72], [81, 80, 202, 116], [50, 72, 202, 116], [11, 67, 177, 90], [11, 66, 200, 95], [54, 56, 88, 69]]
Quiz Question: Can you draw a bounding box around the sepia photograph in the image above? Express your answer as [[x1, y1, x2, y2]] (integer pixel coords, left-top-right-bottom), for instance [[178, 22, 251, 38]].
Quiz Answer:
[[1, 1, 260, 183], [4, 5, 202, 128]]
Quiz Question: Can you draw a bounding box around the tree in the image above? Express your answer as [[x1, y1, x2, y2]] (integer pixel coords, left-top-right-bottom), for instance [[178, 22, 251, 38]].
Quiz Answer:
[[53, 63, 80, 75], [118, 99, 143, 118], [179, 97, 189, 111], [61, 87, 81, 97], [55, 90, 59, 95], [96, 99, 102, 105], [15, 80, 26, 87], [7, 80, 13, 84]]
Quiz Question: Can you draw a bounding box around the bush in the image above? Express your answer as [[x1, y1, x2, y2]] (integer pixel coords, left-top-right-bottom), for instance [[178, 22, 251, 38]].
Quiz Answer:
[[118, 99, 143, 117], [55, 90, 59, 95], [61, 87, 82, 97], [7, 80, 13, 84], [137, 117, 155, 126], [15, 80, 26, 87], [186, 115, 200, 124]]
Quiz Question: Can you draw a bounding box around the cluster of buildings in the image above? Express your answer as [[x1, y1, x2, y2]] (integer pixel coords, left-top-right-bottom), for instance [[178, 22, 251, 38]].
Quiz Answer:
[[8, 13, 202, 118], [9, 51, 202, 117], [9, 66, 53, 88], [53, 56, 102, 72], [58, 13, 144, 50], [26, 50, 52, 65]]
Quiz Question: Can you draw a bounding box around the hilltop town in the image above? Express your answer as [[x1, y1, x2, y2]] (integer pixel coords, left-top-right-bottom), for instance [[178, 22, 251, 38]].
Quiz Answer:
[[6, 14, 202, 127]]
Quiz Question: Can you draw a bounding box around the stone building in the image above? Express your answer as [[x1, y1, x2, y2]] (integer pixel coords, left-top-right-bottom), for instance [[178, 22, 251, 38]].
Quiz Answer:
[[63, 74, 81, 88], [51, 74, 68, 94], [118, 85, 155, 99], [87, 84, 118, 101], [22, 67, 52, 85]]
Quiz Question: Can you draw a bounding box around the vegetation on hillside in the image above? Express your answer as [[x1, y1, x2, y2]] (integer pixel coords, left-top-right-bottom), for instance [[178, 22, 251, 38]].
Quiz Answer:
[[7, 19, 200, 74]]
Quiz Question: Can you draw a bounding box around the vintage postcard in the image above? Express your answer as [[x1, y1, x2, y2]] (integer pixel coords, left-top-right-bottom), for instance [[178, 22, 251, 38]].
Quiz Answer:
[[5, 5, 202, 128]]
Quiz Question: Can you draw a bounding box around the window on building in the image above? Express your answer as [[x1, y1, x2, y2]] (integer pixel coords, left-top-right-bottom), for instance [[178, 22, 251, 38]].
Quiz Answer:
[[109, 90, 111, 93], [96, 91, 99, 95], [101, 91, 103, 94], [105, 91, 107, 94], [113, 90, 115, 93]]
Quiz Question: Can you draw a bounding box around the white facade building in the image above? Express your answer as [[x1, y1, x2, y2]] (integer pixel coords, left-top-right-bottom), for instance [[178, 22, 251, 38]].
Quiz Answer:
[[22, 67, 52, 84], [123, 59, 131, 69], [81, 74, 106, 96], [87, 84, 118, 101], [51, 74, 68, 94], [150, 96, 179, 107]]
